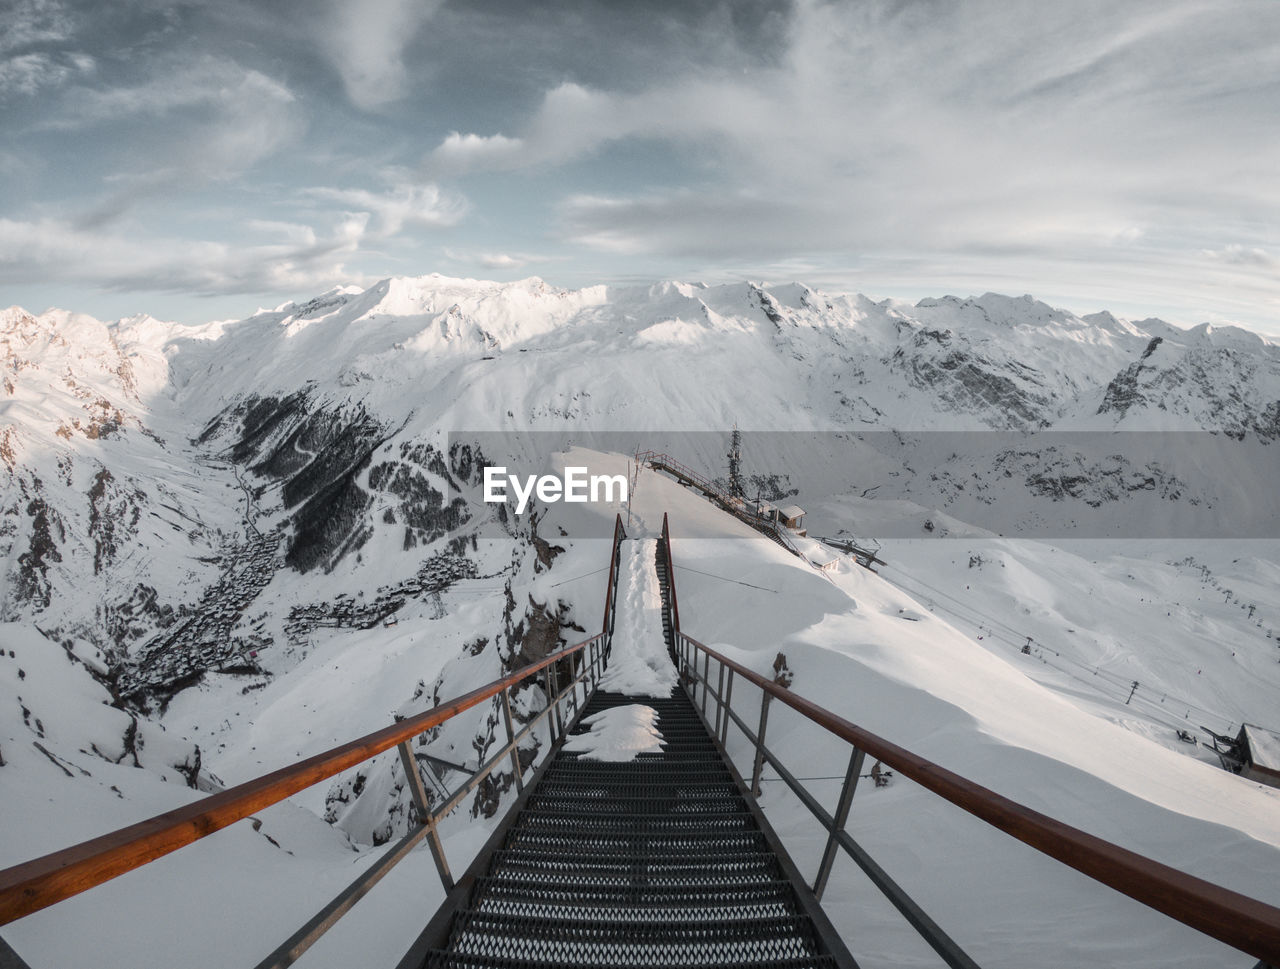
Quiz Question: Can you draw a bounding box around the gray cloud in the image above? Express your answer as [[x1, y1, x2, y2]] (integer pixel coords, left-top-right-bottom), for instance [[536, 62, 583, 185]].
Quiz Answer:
[[316, 0, 443, 110], [0, 49, 92, 97], [432, 0, 1278, 322], [0, 0, 75, 54], [0, 212, 370, 296], [5, 0, 1280, 331]]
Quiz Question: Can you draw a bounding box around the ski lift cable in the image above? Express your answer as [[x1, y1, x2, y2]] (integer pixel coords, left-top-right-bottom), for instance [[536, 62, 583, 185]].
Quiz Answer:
[[674, 564, 780, 594], [879, 561, 1239, 732], [897, 571, 1234, 731]]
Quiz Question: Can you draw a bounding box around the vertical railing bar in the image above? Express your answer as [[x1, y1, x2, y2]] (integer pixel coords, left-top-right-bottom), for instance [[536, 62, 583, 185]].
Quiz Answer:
[[683, 637, 696, 702], [499, 687, 523, 795], [544, 669, 558, 746], [568, 655, 580, 720], [813, 745, 866, 900], [701, 650, 711, 716], [397, 740, 453, 892], [714, 661, 726, 739], [554, 664, 567, 738], [751, 690, 772, 797], [721, 668, 735, 746]]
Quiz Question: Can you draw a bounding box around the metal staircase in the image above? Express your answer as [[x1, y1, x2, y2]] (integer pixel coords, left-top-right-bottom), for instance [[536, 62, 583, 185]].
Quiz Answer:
[[409, 686, 852, 969], [4, 512, 1280, 969]]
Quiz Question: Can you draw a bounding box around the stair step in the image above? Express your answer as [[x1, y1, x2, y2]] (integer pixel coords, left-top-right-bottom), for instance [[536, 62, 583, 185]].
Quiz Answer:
[[475, 875, 798, 907], [514, 811, 755, 834], [487, 848, 783, 881], [526, 796, 747, 817], [447, 910, 824, 964], [503, 829, 771, 855], [423, 950, 839, 969], [408, 647, 844, 969]]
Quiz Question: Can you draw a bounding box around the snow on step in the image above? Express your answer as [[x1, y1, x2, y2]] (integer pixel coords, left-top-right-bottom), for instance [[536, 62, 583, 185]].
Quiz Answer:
[[561, 704, 665, 761], [598, 538, 678, 698]]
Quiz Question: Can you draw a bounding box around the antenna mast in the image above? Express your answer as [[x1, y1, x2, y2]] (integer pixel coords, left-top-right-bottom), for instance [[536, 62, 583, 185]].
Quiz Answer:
[[727, 426, 745, 498]]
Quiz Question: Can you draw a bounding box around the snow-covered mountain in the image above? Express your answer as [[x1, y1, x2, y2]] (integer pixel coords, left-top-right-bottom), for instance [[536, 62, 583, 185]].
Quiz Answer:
[[2, 276, 1279, 968], [5, 276, 1278, 649]]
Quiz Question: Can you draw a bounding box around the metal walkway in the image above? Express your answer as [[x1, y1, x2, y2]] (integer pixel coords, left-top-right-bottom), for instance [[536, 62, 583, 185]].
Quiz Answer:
[[406, 686, 853, 969], [4, 513, 1280, 968]]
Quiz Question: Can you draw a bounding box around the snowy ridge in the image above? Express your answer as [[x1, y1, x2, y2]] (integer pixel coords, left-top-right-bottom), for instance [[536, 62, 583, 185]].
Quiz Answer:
[[2, 276, 1279, 967]]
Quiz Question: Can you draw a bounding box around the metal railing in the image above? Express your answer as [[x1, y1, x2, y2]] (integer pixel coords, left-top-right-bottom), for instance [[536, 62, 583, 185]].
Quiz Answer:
[[675, 630, 1280, 967], [658, 511, 681, 653], [636, 450, 803, 556], [601, 512, 627, 656], [0, 514, 632, 968]]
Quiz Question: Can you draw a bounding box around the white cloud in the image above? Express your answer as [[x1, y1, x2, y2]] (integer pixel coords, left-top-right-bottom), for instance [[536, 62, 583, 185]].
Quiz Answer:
[[317, 0, 441, 109], [431, 132, 525, 173], [476, 252, 525, 269], [0, 50, 93, 97], [420, 0, 1280, 323], [45, 55, 302, 178], [0, 213, 369, 296], [1203, 246, 1277, 270], [305, 182, 466, 236]]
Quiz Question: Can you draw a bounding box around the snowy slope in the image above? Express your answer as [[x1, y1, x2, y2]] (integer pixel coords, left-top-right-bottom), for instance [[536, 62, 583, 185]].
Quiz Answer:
[[2, 276, 1279, 967]]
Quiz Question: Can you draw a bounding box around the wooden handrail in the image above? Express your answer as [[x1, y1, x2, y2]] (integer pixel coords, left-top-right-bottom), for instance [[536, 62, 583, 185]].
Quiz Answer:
[[0, 634, 601, 927], [682, 634, 1280, 966]]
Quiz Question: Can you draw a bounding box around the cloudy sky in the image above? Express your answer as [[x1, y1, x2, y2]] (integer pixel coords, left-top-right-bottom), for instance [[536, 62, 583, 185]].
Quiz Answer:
[[2, 0, 1279, 332]]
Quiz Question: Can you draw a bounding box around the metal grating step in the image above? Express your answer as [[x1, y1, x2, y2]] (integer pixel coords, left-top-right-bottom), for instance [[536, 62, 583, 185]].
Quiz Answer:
[[407, 676, 849, 969], [422, 950, 840, 969], [473, 875, 800, 910], [524, 794, 747, 816], [447, 911, 825, 965], [503, 828, 772, 856], [534, 779, 741, 798], [512, 810, 756, 835], [485, 849, 785, 886], [543, 762, 732, 780]]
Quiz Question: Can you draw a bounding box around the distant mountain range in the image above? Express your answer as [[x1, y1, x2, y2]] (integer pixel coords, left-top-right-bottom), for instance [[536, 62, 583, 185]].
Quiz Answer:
[[3, 276, 1278, 669]]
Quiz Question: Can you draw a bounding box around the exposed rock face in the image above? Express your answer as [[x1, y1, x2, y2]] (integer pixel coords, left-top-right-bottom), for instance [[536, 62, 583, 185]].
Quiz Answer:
[[887, 322, 1057, 430], [1098, 336, 1280, 439], [14, 485, 65, 609]]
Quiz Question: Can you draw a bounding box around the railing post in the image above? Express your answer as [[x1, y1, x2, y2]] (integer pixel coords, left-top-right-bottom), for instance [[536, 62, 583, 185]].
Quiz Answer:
[[683, 637, 695, 699], [568, 656, 580, 720], [499, 687, 523, 795], [751, 692, 773, 797], [701, 650, 711, 716], [813, 745, 866, 900], [720, 669, 735, 746], [397, 740, 453, 891], [548, 664, 564, 740], [713, 661, 726, 739], [543, 670, 558, 745]]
